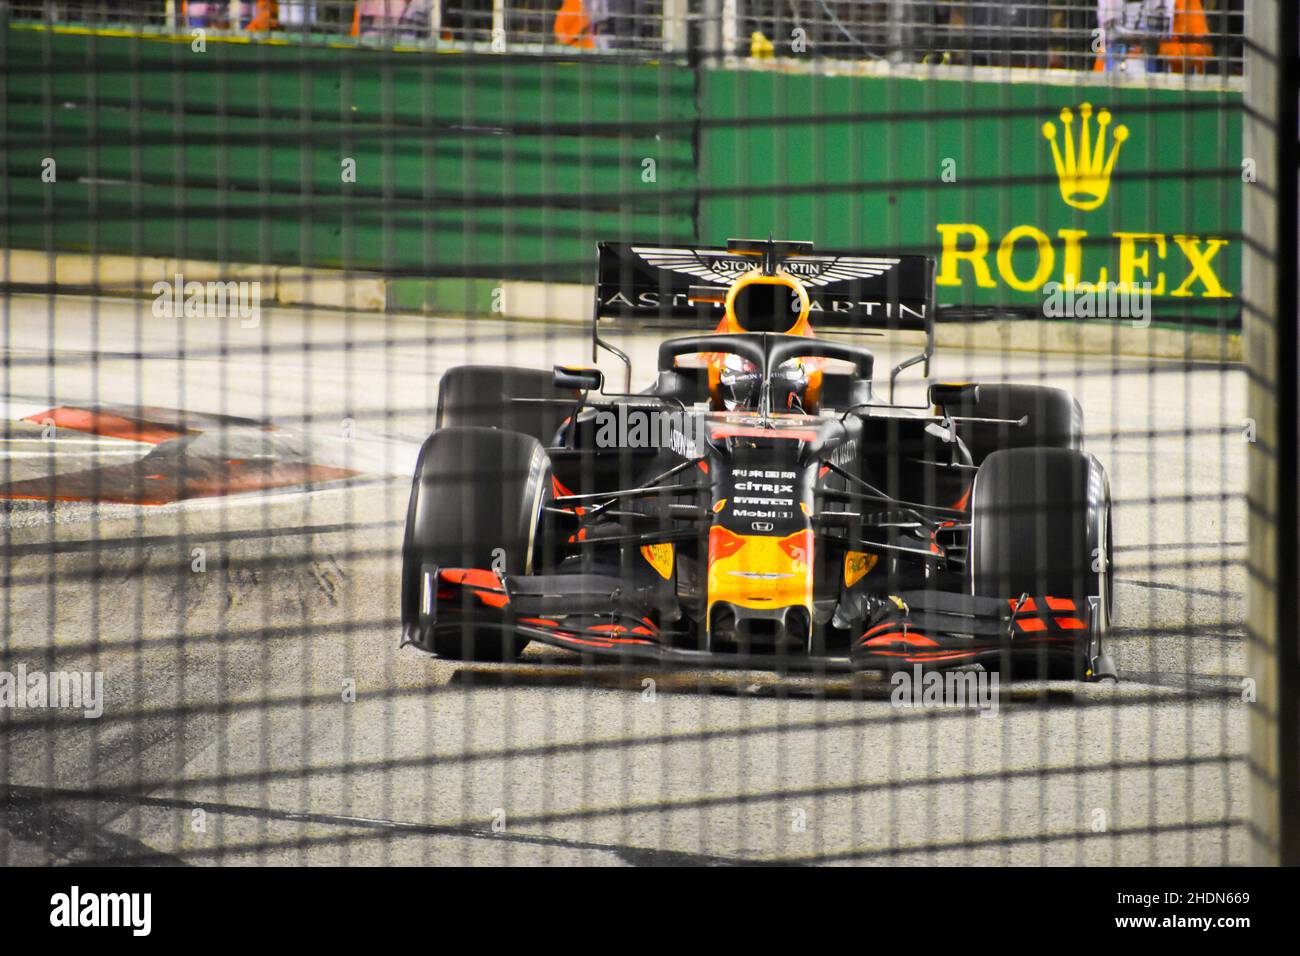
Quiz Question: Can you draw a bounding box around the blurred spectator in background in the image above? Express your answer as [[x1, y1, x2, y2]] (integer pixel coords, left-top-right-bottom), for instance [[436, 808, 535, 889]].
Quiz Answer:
[[181, 1, 232, 27], [588, 0, 646, 51], [1094, 0, 1212, 74], [351, 0, 432, 38], [245, 0, 279, 30], [554, 0, 595, 48], [945, 1, 1053, 69], [182, 1, 278, 30], [553, 0, 655, 51], [277, 2, 318, 29], [1157, 0, 1213, 73], [1095, 0, 1169, 73]]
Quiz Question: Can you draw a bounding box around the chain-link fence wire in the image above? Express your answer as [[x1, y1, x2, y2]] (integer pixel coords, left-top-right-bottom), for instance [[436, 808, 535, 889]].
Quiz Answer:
[[0, 0, 1269, 865]]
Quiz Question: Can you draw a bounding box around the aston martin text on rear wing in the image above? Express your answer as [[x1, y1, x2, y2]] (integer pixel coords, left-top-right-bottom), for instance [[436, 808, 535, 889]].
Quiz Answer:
[[592, 241, 936, 334]]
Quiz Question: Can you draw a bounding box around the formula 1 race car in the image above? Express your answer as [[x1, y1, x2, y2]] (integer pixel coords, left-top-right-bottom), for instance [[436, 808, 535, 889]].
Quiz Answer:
[[401, 238, 1116, 681]]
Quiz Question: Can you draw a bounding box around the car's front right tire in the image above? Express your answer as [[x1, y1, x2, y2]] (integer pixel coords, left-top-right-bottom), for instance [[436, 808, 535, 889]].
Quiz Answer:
[[946, 383, 1083, 466], [969, 446, 1112, 681]]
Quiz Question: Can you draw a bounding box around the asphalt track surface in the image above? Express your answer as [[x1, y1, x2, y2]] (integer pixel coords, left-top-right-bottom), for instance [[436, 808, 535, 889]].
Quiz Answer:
[[0, 293, 1247, 865]]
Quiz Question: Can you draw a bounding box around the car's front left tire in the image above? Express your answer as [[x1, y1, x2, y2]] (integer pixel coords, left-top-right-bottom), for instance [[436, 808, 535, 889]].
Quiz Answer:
[[436, 364, 576, 445], [401, 426, 551, 662]]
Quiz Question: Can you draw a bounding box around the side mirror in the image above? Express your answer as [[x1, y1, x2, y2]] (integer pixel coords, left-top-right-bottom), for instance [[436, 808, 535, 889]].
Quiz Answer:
[[553, 365, 604, 392], [928, 382, 979, 410]]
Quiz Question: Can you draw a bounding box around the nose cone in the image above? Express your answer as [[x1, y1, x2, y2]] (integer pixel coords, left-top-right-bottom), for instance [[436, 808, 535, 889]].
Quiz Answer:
[[707, 528, 814, 648]]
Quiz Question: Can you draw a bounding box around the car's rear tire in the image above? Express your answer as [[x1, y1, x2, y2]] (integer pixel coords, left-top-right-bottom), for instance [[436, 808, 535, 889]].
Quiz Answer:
[[436, 365, 577, 445], [970, 447, 1112, 681], [402, 427, 551, 661], [946, 384, 1083, 466]]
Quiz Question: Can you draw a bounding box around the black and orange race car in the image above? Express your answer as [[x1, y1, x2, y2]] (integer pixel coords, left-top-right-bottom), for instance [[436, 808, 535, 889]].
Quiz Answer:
[[401, 238, 1116, 681]]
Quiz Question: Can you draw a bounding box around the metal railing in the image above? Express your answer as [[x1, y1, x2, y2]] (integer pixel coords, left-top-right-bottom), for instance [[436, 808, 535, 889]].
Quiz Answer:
[[6, 1, 1246, 76]]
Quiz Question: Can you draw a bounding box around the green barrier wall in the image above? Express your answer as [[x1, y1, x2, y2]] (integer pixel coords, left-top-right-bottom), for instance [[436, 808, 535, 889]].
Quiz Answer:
[[701, 70, 1241, 326], [2, 26, 698, 281], [3, 26, 1242, 324]]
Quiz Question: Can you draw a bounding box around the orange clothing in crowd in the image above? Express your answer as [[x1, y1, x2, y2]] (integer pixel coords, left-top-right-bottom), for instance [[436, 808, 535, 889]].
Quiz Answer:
[[245, 1, 279, 31], [1159, 0, 1212, 73], [554, 0, 595, 48]]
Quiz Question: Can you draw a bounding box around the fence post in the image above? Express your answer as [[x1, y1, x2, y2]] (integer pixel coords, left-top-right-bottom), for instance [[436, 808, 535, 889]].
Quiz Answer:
[[1245, 0, 1300, 866]]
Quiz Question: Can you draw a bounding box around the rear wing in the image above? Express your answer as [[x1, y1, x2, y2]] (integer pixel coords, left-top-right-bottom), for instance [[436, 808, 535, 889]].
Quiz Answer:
[[591, 240, 936, 397]]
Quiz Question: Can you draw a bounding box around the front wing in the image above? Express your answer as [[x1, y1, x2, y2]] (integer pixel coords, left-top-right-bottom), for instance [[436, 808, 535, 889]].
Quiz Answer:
[[853, 590, 1106, 675], [403, 567, 1110, 678]]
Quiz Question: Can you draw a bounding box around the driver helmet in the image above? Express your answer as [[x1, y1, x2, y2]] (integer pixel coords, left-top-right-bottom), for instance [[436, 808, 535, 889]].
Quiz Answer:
[[717, 353, 810, 412], [704, 267, 824, 412]]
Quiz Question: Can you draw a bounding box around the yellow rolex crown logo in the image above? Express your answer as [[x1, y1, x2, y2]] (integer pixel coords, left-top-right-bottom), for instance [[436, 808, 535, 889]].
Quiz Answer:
[[1041, 103, 1128, 211]]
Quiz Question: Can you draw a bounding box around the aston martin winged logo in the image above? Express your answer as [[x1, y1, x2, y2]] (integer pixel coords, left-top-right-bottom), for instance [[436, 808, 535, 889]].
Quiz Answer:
[[631, 247, 901, 288]]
